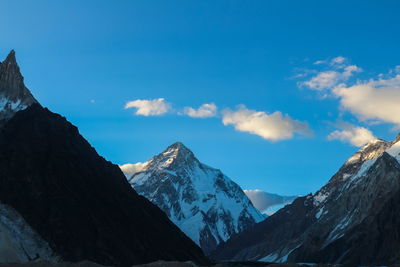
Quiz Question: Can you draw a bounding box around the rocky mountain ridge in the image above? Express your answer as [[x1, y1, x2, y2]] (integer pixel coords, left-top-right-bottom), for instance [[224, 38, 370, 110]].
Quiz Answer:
[[212, 137, 400, 265]]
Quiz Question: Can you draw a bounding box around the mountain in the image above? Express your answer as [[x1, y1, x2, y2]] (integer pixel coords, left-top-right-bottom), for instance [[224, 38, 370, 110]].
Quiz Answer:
[[212, 137, 400, 265], [121, 142, 265, 254], [0, 50, 37, 123], [243, 190, 297, 215], [0, 50, 208, 266]]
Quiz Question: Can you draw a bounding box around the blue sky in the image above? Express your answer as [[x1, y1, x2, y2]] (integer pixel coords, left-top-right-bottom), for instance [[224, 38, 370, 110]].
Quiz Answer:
[[1, 0, 400, 195]]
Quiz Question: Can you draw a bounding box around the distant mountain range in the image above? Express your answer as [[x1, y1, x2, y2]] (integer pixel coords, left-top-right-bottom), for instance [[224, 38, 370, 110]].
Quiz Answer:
[[0, 50, 208, 266], [244, 189, 297, 215], [121, 142, 265, 254], [212, 137, 400, 265]]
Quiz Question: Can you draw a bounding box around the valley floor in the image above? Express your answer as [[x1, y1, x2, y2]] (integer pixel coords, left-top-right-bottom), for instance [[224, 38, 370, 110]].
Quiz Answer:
[[0, 260, 352, 267]]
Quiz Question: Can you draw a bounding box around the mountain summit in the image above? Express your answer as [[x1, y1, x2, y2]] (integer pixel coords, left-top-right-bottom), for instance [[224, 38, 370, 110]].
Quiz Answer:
[[212, 136, 400, 265], [122, 142, 265, 254], [0, 50, 37, 122]]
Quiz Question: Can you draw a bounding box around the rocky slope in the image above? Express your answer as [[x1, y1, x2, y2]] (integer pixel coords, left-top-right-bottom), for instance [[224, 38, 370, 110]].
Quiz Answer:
[[212, 137, 400, 265], [122, 142, 265, 254], [0, 50, 37, 123], [0, 51, 208, 266]]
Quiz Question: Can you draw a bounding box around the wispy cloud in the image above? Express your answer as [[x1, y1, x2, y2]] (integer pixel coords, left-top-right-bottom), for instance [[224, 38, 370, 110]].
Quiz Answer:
[[331, 56, 346, 65], [313, 60, 326, 65], [222, 105, 312, 141], [313, 56, 346, 67], [327, 122, 376, 147], [302, 70, 342, 90], [184, 103, 217, 118], [300, 57, 362, 91], [125, 98, 171, 116]]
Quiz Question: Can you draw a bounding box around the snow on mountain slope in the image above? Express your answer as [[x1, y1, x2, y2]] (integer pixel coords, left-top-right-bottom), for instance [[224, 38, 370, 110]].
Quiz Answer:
[[0, 50, 37, 123], [121, 142, 265, 254], [212, 136, 400, 265]]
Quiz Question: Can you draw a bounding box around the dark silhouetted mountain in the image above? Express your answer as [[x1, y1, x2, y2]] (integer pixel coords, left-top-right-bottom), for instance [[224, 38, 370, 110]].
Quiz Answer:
[[0, 51, 208, 266]]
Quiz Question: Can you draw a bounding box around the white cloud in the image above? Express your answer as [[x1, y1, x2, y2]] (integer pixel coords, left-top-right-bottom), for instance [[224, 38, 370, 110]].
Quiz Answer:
[[333, 74, 400, 126], [302, 71, 342, 90], [302, 67, 362, 91], [301, 56, 362, 91], [119, 162, 148, 178], [327, 123, 376, 147], [343, 65, 362, 78], [331, 56, 346, 65], [125, 98, 171, 116], [313, 56, 345, 66], [222, 105, 312, 141], [314, 60, 326, 65], [184, 103, 217, 118]]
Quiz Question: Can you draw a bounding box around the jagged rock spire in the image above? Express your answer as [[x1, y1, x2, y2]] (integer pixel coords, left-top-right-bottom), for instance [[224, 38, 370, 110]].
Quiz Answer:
[[4, 49, 17, 64], [0, 50, 36, 101], [0, 50, 38, 122], [1, 50, 23, 96]]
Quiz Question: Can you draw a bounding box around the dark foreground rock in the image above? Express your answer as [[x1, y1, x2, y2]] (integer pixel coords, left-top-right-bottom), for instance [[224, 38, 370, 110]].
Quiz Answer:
[[0, 260, 345, 267], [0, 261, 105, 267]]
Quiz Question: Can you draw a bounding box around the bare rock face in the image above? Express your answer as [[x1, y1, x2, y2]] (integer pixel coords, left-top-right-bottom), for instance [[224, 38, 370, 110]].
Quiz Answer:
[[0, 50, 37, 122], [212, 138, 400, 265], [123, 142, 265, 255]]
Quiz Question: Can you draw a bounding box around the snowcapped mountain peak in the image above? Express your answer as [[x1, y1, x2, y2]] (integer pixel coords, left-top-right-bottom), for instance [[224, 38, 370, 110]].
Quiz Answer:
[[157, 141, 196, 166], [122, 142, 264, 254], [119, 142, 195, 179], [0, 50, 38, 122], [311, 137, 392, 208], [346, 138, 390, 165], [168, 141, 188, 151]]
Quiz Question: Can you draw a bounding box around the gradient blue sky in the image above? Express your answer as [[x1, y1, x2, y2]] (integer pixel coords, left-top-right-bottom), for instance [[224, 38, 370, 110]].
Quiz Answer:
[[1, 0, 399, 195]]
